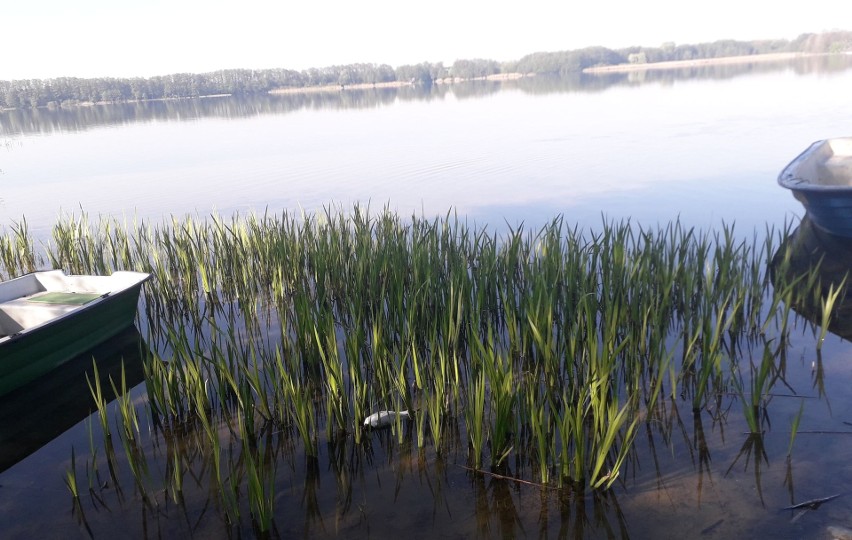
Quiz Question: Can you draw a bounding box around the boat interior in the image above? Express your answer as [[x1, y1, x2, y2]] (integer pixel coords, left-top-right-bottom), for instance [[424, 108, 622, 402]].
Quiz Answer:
[[0, 271, 103, 339], [797, 139, 852, 186]]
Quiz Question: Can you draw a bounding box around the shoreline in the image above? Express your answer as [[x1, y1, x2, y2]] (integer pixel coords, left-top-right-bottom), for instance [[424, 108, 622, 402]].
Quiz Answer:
[[267, 73, 535, 94], [269, 80, 412, 95], [582, 52, 826, 74], [2, 52, 839, 109], [268, 53, 826, 96], [268, 73, 530, 94]]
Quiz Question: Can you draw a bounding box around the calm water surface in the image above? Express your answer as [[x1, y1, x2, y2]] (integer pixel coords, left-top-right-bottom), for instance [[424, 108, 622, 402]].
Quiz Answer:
[[3, 58, 852, 538], [2, 58, 851, 237]]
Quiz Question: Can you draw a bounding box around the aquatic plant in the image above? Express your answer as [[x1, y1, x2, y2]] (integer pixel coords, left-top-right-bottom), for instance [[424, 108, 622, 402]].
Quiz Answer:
[[1, 206, 841, 532], [64, 447, 80, 499], [0, 218, 39, 279]]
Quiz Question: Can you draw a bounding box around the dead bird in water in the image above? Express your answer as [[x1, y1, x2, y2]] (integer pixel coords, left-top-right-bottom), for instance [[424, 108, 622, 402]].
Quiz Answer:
[[363, 410, 411, 428]]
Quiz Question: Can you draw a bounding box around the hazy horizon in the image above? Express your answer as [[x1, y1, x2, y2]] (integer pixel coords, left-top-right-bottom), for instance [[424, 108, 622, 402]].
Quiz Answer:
[[2, 33, 846, 84], [4, 0, 851, 81]]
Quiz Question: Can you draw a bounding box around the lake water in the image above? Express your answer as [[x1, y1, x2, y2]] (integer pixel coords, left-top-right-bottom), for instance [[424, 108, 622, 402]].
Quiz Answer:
[[3, 56, 852, 239], [4, 56, 852, 539]]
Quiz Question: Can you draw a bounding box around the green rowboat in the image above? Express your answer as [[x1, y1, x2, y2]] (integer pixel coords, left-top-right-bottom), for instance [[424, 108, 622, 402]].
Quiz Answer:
[[0, 270, 150, 397]]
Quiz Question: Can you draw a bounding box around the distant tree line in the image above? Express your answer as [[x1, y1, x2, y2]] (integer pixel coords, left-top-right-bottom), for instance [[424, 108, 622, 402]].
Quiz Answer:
[[3, 52, 851, 137], [1, 31, 850, 110], [0, 63, 449, 110], [507, 31, 852, 74]]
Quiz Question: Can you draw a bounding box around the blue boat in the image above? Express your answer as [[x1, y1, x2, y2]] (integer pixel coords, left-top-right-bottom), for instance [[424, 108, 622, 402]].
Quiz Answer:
[[779, 137, 852, 237]]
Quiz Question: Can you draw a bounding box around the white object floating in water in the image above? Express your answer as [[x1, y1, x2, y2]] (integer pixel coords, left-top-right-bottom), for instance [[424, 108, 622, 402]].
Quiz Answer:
[[828, 525, 852, 540], [363, 410, 410, 428]]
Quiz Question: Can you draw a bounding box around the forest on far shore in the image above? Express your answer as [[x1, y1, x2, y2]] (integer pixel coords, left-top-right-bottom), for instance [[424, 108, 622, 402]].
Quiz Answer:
[[1, 30, 850, 110]]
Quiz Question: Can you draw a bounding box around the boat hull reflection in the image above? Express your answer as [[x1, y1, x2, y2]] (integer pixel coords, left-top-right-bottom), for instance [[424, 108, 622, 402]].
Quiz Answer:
[[772, 216, 852, 339], [0, 326, 149, 473]]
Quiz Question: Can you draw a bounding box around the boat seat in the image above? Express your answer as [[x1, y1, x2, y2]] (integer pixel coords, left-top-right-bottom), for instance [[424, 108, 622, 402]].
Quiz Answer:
[[0, 311, 24, 336], [0, 278, 45, 304]]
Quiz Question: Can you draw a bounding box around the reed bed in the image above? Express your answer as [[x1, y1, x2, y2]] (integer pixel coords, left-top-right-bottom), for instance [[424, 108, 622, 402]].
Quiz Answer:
[[2, 208, 838, 534]]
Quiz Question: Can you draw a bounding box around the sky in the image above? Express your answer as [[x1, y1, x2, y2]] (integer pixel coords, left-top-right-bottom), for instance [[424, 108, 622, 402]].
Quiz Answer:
[[3, 0, 850, 80]]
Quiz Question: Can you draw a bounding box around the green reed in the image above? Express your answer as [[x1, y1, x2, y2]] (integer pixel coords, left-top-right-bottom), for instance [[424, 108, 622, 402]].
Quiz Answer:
[[4, 206, 844, 530], [817, 279, 846, 351], [0, 218, 40, 279], [109, 363, 139, 443], [524, 372, 553, 484], [787, 401, 805, 457], [425, 349, 448, 453], [239, 415, 276, 533], [465, 366, 488, 469], [86, 361, 110, 438], [64, 447, 80, 499], [314, 311, 349, 437], [734, 340, 779, 434], [279, 352, 318, 457], [168, 446, 184, 504], [478, 332, 516, 468]]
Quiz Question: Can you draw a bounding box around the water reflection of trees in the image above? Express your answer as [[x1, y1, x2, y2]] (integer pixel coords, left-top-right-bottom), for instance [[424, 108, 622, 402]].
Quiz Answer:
[[608, 53, 852, 87], [0, 87, 450, 137], [3, 55, 850, 138]]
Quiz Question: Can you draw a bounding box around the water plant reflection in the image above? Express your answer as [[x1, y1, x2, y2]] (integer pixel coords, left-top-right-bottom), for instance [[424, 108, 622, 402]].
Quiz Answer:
[[2, 208, 849, 537]]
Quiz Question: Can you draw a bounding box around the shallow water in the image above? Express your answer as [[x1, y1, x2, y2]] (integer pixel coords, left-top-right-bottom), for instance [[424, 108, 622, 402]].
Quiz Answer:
[[2, 335, 850, 539], [2, 219, 852, 539]]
